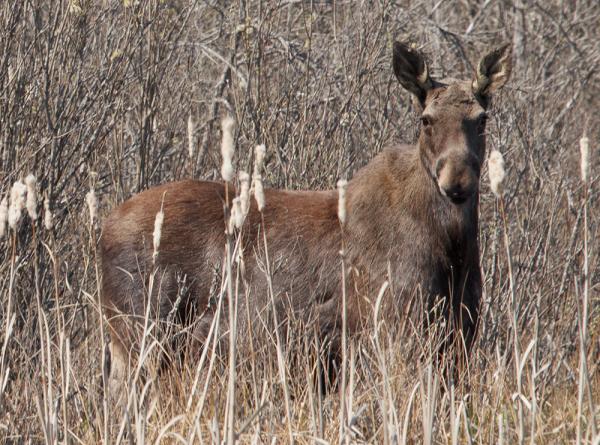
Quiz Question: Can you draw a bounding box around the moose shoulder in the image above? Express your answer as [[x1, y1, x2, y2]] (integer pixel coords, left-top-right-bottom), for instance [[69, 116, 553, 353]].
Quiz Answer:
[[100, 42, 511, 396]]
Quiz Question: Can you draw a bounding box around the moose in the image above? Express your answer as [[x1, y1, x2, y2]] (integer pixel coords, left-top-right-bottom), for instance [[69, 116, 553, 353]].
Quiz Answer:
[[100, 42, 511, 397]]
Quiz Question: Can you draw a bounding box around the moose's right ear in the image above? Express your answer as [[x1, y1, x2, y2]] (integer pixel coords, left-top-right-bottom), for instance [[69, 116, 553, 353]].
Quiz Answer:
[[393, 42, 433, 105]]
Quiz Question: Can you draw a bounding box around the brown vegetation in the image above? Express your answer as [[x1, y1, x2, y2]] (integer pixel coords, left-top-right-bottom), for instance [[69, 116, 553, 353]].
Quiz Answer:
[[0, 1, 598, 443]]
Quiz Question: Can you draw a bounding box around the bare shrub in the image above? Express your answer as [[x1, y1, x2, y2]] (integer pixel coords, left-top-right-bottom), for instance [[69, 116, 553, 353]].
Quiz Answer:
[[0, 1, 597, 443]]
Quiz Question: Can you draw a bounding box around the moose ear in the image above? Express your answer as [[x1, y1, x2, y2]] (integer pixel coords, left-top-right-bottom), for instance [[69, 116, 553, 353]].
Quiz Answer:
[[393, 42, 433, 105], [472, 44, 512, 100]]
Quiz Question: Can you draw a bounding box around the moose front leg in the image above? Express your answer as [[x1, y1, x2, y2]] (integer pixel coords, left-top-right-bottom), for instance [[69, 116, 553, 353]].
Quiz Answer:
[[452, 263, 482, 368]]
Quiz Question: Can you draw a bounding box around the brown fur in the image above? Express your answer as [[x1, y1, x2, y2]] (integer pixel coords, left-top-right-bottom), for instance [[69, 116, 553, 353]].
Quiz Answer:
[[100, 42, 512, 395]]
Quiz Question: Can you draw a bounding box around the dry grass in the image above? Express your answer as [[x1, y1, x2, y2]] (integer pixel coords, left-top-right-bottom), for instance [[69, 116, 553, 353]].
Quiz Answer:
[[0, 1, 598, 443]]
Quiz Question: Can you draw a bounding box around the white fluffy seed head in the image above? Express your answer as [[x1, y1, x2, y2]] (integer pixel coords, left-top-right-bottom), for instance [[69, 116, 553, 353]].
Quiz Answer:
[[152, 209, 164, 262], [86, 188, 98, 225], [44, 197, 53, 231], [8, 180, 27, 230], [580, 134, 590, 183], [239, 171, 250, 215], [253, 144, 266, 177], [253, 175, 266, 212], [220, 116, 235, 182], [25, 174, 38, 220], [187, 113, 195, 158], [229, 197, 244, 231], [0, 197, 8, 238], [488, 150, 506, 198], [337, 179, 348, 225]]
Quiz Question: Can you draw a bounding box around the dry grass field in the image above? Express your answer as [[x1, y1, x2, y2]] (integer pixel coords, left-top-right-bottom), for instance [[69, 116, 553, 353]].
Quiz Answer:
[[0, 1, 598, 443]]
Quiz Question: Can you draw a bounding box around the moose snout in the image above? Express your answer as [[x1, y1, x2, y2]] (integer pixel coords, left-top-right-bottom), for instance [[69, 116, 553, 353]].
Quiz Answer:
[[435, 154, 479, 204], [441, 183, 472, 204]]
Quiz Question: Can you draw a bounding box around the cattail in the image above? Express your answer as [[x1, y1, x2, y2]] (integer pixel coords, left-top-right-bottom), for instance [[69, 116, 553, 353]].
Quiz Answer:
[[580, 134, 590, 183], [86, 188, 98, 225], [253, 144, 266, 177], [43, 196, 53, 231], [488, 150, 506, 198], [252, 145, 267, 212], [8, 180, 27, 230], [220, 116, 235, 182], [152, 208, 164, 262], [229, 197, 244, 232], [0, 197, 8, 238], [337, 179, 348, 225], [25, 174, 38, 220], [187, 113, 195, 158], [253, 175, 266, 212], [239, 171, 250, 215]]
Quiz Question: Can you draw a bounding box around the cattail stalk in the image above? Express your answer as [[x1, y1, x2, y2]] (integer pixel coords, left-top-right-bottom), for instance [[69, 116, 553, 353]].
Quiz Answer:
[[490, 149, 523, 443], [224, 208, 236, 445], [576, 131, 596, 443], [220, 117, 237, 445]]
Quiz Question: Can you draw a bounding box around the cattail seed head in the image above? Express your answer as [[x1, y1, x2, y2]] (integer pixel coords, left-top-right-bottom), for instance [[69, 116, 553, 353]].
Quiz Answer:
[[229, 197, 244, 232], [0, 197, 8, 238], [152, 208, 164, 262], [337, 179, 348, 225], [25, 174, 38, 220], [43, 196, 53, 231], [239, 171, 250, 216], [580, 134, 590, 183], [220, 116, 235, 182], [187, 113, 196, 158], [8, 180, 27, 230], [253, 144, 266, 177], [86, 188, 98, 225], [251, 145, 267, 212], [488, 150, 506, 198], [253, 175, 266, 212]]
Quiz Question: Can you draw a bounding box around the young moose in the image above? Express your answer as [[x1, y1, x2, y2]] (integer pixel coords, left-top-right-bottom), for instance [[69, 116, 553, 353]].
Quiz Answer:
[[100, 42, 511, 396]]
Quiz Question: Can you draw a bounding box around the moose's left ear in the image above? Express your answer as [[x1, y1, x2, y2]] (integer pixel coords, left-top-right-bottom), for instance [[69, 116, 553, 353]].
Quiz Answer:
[[472, 44, 512, 100]]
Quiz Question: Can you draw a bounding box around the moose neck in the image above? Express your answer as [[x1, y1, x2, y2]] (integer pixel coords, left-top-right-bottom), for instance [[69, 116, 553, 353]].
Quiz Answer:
[[346, 145, 479, 256], [418, 146, 480, 244]]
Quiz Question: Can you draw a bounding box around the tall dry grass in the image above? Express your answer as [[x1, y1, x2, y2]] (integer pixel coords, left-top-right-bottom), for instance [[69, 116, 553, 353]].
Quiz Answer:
[[0, 1, 598, 443]]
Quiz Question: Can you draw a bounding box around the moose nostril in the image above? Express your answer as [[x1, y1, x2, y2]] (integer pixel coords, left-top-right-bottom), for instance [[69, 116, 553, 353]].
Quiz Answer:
[[442, 184, 473, 204], [444, 185, 462, 197]]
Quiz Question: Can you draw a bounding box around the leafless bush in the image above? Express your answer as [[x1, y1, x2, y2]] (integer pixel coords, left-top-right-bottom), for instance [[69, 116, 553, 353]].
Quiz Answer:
[[0, 0, 598, 443]]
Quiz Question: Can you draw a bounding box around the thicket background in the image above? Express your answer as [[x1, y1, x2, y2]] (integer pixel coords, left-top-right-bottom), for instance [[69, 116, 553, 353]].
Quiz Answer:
[[0, 0, 598, 443]]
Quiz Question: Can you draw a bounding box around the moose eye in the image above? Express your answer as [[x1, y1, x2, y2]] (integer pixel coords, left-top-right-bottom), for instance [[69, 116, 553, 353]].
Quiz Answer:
[[421, 116, 433, 127]]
